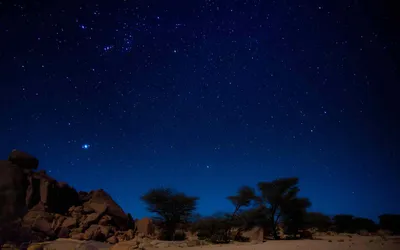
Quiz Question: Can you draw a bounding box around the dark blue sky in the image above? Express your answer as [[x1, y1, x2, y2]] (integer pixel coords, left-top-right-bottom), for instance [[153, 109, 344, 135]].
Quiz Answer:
[[0, 0, 399, 220]]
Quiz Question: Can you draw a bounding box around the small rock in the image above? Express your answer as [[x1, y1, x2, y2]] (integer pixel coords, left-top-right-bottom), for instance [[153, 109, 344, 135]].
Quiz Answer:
[[58, 227, 70, 238], [107, 235, 119, 244], [99, 215, 112, 226], [62, 217, 77, 229], [71, 232, 85, 240]]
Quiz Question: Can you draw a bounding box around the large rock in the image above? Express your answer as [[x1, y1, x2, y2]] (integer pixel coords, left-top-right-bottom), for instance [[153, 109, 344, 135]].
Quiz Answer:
[[83, 224, 110, 241], [26, 171, 80, 214], [135, 217, 155, 236], [242, 226, 265, 242], [82, 212, 104, 227], [61, 217, 77, 229], [8, 150, 39, 170], [85, 189, 130, 230], [98, 215, 112, 226], [22, 210, 56, 239], [0, 160, 29, 222]]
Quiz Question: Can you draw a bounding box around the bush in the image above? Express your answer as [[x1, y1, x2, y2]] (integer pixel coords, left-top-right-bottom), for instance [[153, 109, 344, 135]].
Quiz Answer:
[[191, 216, 231, 243]]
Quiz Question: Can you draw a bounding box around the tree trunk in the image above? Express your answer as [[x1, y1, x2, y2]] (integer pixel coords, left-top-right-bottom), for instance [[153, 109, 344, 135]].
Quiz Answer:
[[166, 222, 176, 241], [234, 228, 243, 241], [272, 221, 280, 240]]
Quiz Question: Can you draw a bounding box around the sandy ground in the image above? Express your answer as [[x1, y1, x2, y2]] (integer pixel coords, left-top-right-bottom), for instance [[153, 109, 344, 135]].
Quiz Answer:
[[28, 235, 400, 250], [147, 235, 400, 250]]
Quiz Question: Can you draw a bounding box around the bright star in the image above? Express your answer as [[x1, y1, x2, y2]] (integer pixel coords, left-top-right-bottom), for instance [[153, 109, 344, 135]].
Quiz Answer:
[[82, 144, 90, 149]]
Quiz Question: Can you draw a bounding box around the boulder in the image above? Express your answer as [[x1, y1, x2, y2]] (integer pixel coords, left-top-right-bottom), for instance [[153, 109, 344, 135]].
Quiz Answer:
[[71, 232, 85, 240], [70, 227, 84, 235], [107, 235, 118, 244], [99, 215, 112, 226], [57, 227, 70, 238], [122, 229, 135, 241], [22, 210, 56, 238], [136, 217, 155, 236], [29, 173, 80, 214], [83, 203, 95, 214], [242, 226, 265, 242], [51, 214, 66, 232], [62, 217, 78, 229], [82, 212, 104, 227], [8, 150, 39, 170], [84, 224, 110, 241], [86, 190, 129, 230]]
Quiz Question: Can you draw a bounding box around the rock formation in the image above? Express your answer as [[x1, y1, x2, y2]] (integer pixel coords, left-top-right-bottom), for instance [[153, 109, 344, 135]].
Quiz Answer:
[[0, 150, 135, 245], [0, 149, 261, 249]]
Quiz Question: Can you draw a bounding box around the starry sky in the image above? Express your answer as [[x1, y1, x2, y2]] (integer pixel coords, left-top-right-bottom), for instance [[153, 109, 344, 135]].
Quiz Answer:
[[0, 0, 399, 221]]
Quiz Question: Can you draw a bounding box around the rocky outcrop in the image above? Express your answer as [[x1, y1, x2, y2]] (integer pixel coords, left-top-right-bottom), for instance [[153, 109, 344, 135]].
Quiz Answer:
[[0, 160, 29, 222], [0, 150, 135, 246], [8, 149, 39, 170]]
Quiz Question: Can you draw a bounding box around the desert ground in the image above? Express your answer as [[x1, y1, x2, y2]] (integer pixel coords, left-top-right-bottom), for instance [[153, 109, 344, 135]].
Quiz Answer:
[[157, 236, 399, 250], [27, 235, 400, 250]]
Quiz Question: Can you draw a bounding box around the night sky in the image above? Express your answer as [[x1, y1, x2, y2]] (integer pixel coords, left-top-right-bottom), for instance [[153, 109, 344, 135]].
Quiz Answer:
[[1, 1, 399, 220]]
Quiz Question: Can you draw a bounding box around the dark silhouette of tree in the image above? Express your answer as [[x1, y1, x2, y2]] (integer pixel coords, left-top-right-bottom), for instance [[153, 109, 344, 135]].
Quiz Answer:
[[239, 206, 271, 231], [331, 215, 379, 233], [303, 212, 332, 232], [333, 214, 354, 233], [227, 186, 256, 218], [226, 186, 256, 240], [256, 177, 302, 239], [352, 217, 378, 233], [141, 188, 198, 241], [379, 214, 400, 234], [190, 187, 257, 243], [281, 197, 311, 236]]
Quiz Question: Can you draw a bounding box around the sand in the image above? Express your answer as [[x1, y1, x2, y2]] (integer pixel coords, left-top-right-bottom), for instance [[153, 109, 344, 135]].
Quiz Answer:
[[26, 235, 400, 250], [148, 235, 400, 250]]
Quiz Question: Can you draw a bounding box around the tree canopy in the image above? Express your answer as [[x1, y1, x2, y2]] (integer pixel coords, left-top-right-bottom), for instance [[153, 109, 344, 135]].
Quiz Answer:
[[141, 188, 198, 240], [257, 177, 304, 239]]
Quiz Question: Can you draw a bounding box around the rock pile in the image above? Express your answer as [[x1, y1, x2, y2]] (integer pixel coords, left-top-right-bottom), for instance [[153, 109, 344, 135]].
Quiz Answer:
[[0, 150, 263, 249], [0, 150, 136, 245]]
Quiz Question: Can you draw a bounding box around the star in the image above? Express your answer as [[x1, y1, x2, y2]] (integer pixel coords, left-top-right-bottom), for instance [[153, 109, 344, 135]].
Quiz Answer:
[[82, 144, 90, 149]]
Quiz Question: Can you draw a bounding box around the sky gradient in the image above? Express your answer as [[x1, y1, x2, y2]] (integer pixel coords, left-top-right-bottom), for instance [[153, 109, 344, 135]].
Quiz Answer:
[[0, 0, 399, 221]]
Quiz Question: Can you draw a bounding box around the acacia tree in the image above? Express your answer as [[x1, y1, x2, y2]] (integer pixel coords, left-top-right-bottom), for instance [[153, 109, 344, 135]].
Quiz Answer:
[[256, 177, 303, 239], [227, 186, 256, 218], [141, 188, 198, 241], [226, 186, 256, 240]]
